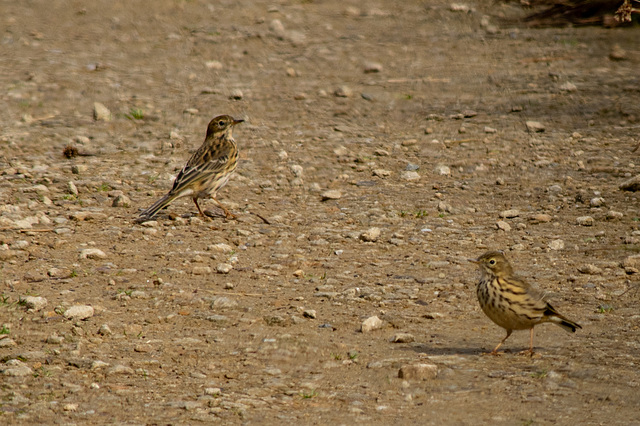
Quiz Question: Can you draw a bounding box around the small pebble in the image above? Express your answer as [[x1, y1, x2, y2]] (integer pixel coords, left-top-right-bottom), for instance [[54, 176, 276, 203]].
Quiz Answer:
[[398, 363, 438, 380], [496, 220, 511, 232], [499, 209, 520, 218], [321, 190, 342, 201], [361, 315, 384, 332], [548, 239, 564, 250], [80, 248, 107, 259], [64, 305, 95, 321], [334, 86, 353, 97], [391, 333, 415, 343], [434, 165, 451, 176], [526, 121, 545, 132], [360, 227, 381, 242], [576, 216, 594, 226]]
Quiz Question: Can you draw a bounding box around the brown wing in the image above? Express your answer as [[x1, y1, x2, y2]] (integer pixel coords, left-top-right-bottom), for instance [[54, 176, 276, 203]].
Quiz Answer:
[[170, 139, 235, 193]]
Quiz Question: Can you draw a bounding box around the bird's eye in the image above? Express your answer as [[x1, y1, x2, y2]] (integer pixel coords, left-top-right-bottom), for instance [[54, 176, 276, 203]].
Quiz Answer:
[[489, 259, 496, 265], [218, 121, 225, 127]]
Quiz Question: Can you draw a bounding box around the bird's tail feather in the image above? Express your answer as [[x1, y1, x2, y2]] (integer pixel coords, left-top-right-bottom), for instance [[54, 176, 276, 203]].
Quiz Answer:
[[136, 192, 180, 222], [546, 305, 582, 333]]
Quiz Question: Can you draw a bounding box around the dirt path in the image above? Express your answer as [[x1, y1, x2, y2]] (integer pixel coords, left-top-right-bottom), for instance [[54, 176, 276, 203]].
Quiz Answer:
[[1, 1, 639, 424]]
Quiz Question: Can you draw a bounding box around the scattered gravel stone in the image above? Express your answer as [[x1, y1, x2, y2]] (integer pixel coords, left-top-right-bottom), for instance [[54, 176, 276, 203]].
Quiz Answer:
[[621, 255, 640, 274], [63, 403, 78, 412], [2, 359, 33, 376], [434, 164, 451, 176], [360, 315, 384, 332], [112, 194, 131, 207], [609, 44, 627, 61], [303, 309, 317, 319], [0, 338, 17, 348], [590, 197, 605, 207], [619, 175, 640, 191], [21, 296, 48, 311], [269, 19, 286, 37], [80, 248, 107, 259], [450, 4, 471, 13], [229, 88, 243, 100], [548, 239, 564, 250], [606, 210, 623, 220], [205, 60, 223, 70], [484, 126, 497, 133], [98, 324, 113, 336], [72, 164, 89, 174], [578, 264, 603, 275], [559, 82, 577, 92], [107, 365, 135, 376], [192, 266, 212, 275], [216, 263, 233, 274], [526, 121, 545, 132], [531, 214, 552, 223], [437, 201, 452, 213], [360, 227, 381, 242], [334, 85, 353, 97], [576, 216, 594, 226], [373, 169, 391, 178], [398, 363, 438, 380], [93, 102, 112, 121], [400, 171, 420, 181], [46, 333, 64, 344], [64, 305, 95, 321], [496, 220, 511, 232], [208, 243, 234, 253], [47, 268, 70, 278], [363, 62, 383, 73], [390, 333, 415, 343], [321, 190, 342, 201], [67, 181, 79, 196], [499, 209, 520, 218], [212, 297, 238, 309]]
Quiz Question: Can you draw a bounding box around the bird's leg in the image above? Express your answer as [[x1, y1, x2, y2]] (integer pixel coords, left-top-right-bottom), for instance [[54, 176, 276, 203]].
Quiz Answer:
[[489, 329, 512, 355], [211, 196, 236, 219], [518, 328, 535, 357], [193, 198, 207, 218]]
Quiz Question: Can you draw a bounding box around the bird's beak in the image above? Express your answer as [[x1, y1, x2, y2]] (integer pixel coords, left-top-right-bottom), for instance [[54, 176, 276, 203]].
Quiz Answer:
[[232, 119, 244, 126], [468, 258, 479, 264]]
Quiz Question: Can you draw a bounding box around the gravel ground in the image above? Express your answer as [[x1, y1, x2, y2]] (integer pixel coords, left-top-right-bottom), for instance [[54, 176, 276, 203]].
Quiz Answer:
[[1, 1, 640, 424]]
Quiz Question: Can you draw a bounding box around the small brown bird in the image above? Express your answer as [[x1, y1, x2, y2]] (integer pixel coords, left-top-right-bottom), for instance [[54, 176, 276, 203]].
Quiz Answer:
[[137, 115, 242, 222], [469, 251, 581, 355]]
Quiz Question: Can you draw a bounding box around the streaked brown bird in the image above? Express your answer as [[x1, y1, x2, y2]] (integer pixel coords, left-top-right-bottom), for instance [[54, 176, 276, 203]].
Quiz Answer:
[[137, 115, 242, 222], [469, 250, 581, 355]]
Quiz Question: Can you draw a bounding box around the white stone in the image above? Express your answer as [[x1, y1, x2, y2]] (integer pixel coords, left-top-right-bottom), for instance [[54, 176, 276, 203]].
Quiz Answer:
[[499, 209, 520, 218], [361, 315, 384, 332], [576, 216, 594, 226], [398, 363, 438, 380], [434, 164, 451, 176], [526, 121, 545, 132], [321, 190, 342, 201], [360, 227, 381, 242], [496, 220, 511, 232], [80, 248, 107, 259], [216, 263, 233, 274], [400, 171, 420, 181], [93, 102, 112, 121], [64, 305, 95, 321], [548, 239, 564, 250], [21, 296, 48, 311]]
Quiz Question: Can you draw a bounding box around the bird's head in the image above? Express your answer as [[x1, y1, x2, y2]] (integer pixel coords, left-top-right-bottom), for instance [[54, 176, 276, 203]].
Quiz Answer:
[[468, 250, 513, 276], [206, 115, 244, 138]]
